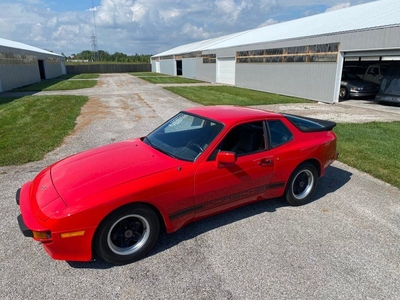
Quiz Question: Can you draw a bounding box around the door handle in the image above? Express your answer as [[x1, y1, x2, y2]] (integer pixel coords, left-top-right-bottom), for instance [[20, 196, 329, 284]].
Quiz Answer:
[[258, 159, 273, 166]]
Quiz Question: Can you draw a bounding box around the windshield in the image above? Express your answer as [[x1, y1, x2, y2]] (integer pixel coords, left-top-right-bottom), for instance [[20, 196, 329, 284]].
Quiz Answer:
[[342, 71, 360, 80], [144, 112, 224, 162]]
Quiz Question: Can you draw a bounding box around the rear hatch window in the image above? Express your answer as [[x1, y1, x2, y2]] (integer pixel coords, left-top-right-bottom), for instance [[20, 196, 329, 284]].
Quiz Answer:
[[285, 114, 336, 132]]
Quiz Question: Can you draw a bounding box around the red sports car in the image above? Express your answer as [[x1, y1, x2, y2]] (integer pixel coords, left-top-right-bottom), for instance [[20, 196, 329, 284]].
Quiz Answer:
[[17, 106, 338, 265]]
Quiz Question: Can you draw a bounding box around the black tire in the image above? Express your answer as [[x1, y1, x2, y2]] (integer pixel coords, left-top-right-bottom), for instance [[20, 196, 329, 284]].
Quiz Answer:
[[94, 204, 160, 265], [285, 163, 318, 206], [339, 87, 349, 100]]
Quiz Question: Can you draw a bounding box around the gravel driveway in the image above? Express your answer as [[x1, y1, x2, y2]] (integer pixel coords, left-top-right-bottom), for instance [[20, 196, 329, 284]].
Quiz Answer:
[[1, 74, 400, 300]]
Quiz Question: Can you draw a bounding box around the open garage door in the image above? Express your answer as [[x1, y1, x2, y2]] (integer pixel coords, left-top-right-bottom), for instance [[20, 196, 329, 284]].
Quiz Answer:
[[343, 49, 400, 83], [339, 49, 400, 101], [217, 57, 235, 85]]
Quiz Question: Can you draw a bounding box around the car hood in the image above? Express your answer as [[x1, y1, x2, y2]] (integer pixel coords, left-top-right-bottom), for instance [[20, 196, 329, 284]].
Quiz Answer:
[[50, 138, 182, 205], [341, 78, 378, 87]]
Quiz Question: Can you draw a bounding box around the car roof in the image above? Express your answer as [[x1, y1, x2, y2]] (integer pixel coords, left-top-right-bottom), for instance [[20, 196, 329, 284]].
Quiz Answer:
[[184, 106, 283, 125]]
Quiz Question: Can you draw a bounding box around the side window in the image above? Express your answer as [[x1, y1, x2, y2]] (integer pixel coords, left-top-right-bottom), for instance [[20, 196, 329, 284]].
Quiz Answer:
[[267, 120, 293, 148], [209, 121, 265, 160]]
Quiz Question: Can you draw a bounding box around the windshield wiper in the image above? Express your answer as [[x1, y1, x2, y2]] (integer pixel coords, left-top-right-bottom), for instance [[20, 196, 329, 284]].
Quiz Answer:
[[144, 137, 178, 159], [143, 136, 153, 147]]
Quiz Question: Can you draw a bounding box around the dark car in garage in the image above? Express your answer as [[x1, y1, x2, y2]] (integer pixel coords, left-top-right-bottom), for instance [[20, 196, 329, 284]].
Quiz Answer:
[[375, 65, 400, 104], [340, 70, 379, 100]]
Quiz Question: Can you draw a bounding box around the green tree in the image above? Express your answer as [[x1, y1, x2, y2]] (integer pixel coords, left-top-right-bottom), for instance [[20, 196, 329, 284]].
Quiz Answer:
[[71, 50, 152, 63]]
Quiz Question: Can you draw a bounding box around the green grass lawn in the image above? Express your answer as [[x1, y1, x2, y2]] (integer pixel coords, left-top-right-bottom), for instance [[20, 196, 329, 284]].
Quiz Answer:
[[165, 85, 311, 106], [334, 122, 400, 188], [13, 78, 97, 91], [0, 95, 88, 166]]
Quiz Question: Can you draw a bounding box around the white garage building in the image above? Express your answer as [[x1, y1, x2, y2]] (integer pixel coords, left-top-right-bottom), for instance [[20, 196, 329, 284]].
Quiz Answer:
[[0, 38, 66, 92], [151, 0, 400, 103]]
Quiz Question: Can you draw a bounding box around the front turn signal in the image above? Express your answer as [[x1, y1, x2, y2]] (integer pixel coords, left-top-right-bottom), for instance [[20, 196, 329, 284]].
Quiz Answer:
[[33, 231, 51, 240], [60, 231, 85, 238]]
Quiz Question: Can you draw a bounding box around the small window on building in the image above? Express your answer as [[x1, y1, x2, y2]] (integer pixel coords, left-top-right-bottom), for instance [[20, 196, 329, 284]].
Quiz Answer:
[[202, 54, 216, 63], [236, 43, 339, 64]]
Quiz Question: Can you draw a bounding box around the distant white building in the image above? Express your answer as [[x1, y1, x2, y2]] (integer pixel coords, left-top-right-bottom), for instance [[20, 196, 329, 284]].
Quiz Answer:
[[0, 38, 66, 92], [151, 0, 400, 103]]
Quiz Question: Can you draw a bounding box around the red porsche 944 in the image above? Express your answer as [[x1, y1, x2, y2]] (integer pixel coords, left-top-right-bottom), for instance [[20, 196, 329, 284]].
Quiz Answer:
[[17, 106, 338, 265]]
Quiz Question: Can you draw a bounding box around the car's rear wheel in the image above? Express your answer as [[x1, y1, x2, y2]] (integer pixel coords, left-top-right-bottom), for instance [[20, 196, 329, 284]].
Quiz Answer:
[[285, 163, 318, 206], [339, 87, 348, 100], [94, 204, 160, 265]]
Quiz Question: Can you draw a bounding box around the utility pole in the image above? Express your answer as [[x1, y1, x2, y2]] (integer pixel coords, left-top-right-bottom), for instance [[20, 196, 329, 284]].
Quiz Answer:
[[91, 0, 99, 62]]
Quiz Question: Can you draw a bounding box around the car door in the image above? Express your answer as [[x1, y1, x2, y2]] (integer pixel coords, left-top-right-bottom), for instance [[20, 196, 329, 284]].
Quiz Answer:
[[193, 121, 275, 218]]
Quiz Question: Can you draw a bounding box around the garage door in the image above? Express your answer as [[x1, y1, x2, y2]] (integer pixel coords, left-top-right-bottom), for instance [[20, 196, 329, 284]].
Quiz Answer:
[[155, 61, 160, 73], [217, 57, 235, 85], [343, 49, 400, 73]]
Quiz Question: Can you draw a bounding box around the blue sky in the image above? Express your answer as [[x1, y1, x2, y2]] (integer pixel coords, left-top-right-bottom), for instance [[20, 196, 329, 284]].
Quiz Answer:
[[0, 0, 374, 56]]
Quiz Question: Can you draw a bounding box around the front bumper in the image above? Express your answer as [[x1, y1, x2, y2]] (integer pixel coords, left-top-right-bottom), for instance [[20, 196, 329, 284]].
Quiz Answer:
[[16, 184, 96, 262], [349, 91, 377, 98], [16, 188, 21, 205], [16, 188, 32, 237], [17, 214, 33, 238], [16, 184, 49, 239]]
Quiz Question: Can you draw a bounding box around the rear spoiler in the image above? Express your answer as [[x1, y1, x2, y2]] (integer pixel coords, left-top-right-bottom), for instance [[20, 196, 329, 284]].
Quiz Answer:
[[284, 114, 336, 132]]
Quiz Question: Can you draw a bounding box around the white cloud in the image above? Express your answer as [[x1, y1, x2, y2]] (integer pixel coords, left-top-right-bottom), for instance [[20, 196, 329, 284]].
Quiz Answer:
[[215, 0, 237, 14], [0, 0, 376, 56], [47, 17, 58, 28], [130, 2, 149, 22], [96, 0, 136, 26], [325, 3, 351, 12], [52, 25, 81, 39], [30, 23, 45, 42], [215, 0, 249, 23], [182, 23, 211, 40], [160, 8, 181, 22], [258, 18, 279, 28]]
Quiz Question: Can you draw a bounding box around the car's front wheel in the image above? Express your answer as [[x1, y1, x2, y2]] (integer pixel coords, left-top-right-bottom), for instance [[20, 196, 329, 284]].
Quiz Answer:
[[339, 87, 348, 100], [94, 204, 160, 265], [285, 163, 318, 206]]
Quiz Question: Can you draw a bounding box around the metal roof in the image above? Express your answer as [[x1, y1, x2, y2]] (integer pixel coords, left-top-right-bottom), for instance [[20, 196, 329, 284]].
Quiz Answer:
[[153, 0, 400, 57], [154, 30, 252, 57], [0, 37, 62, 57]]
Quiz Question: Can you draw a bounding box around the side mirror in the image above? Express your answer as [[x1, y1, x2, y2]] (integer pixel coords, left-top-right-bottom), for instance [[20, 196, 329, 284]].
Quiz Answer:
[[217, 151, 236, 165]]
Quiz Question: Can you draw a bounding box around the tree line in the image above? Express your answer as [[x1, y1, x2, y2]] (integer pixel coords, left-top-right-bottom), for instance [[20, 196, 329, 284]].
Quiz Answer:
[[67, 50, 152, 63]]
